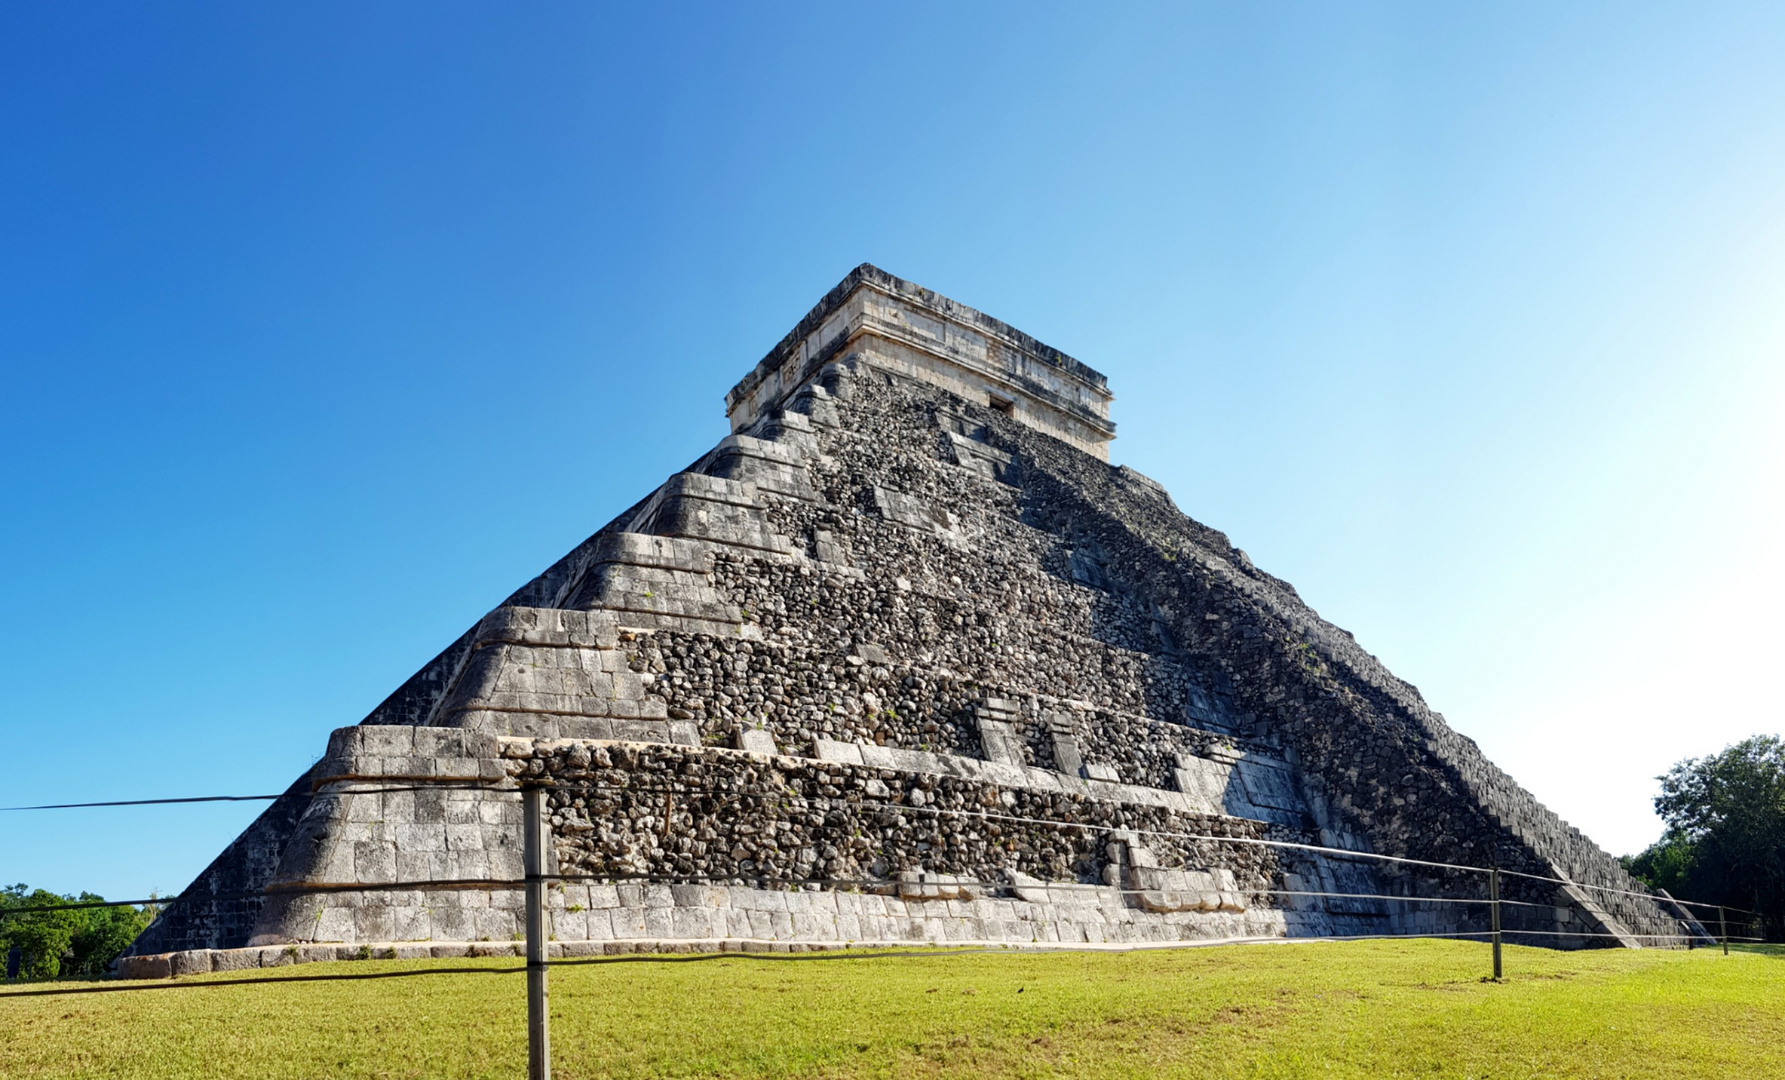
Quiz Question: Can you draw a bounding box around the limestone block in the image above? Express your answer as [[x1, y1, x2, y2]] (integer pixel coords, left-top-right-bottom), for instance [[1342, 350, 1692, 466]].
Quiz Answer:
[[302, 905, 352, 943], [393, 822, 448, 852], [737, 727, 778, 755], [813, 530, 851, 565], [607, 908, 646, 937], [871, 486, 959, 537], [342, 793, 383, 824], [1171, 755, 1234, 815], [580, 911, 615, 941], [411, 728, 468, 757], [671, 908, 713, 938], [443, 823, 487, 853], [357, 727, 417, 757], [246, 945, 291, 967], [475, 606, 622, 650], [389, 905, 432, 942], [439, 793, 487, 827], [857, 743, 898, 769], [812, 738, 864, 766], [462, 907, 513, 942], [946, 431, 1019, 485], [549, 908, 584, 940], [209, 948, 260, 973], [350, 904, 396, 941], [166, 951, 214, 977], [613, 719, 675, 743], [637, 907, 672, 939], [708, 435, 817, 501], [352, 842, 397, 882], [289, 943, 338, 964], [591, 533, 715, 575], [425, 904, 473, 941], [974, 715, 1023, 766], [1235, 757, 1305, 812]]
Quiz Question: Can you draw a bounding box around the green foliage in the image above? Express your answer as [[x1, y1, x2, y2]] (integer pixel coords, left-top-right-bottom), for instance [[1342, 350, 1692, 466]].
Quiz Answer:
[[1624, 831, 1697, 897], [0, 885, 157, 981], [1626, 735, 1785, 939]]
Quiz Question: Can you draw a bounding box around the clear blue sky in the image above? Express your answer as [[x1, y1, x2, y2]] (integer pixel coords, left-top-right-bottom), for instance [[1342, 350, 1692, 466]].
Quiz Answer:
[[4, 3, 1782, 899]]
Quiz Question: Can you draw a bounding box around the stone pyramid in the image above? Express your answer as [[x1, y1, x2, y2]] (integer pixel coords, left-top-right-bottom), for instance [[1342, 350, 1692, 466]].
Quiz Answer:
[[127, 264, 1681, 971]]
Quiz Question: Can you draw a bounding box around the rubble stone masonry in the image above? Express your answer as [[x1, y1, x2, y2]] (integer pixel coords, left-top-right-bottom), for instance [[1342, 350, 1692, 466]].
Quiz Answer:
[[123, 265, 1683, 975]]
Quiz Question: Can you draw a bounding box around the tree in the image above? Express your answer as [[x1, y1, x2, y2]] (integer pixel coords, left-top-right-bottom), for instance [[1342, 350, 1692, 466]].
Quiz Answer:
[[1626, 736, 1785, 941], [0, 885, 158, 980], [1624, 831, 1695, 897]]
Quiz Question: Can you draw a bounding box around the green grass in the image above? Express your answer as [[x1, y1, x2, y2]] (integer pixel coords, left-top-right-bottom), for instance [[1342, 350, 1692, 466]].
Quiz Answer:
[[3, 940, 1782, 1078]]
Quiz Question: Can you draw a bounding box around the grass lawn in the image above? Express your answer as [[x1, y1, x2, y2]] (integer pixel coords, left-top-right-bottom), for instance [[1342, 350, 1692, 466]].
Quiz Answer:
[[3, 940, 1781, 1078]]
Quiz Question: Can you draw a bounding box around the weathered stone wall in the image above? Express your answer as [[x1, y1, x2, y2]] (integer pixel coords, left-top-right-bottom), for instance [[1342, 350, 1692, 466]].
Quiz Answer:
[[726, 264, 1116, 459], [971, 374, 1681, 944], [129, 265, 1684, 965], [511, 738, 1274, 897], [204, 726, 1335, 960], [125, 774, 315, 955]]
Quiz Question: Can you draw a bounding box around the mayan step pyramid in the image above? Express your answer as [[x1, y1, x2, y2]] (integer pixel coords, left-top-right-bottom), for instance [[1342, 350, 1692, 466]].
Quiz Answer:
[[127, 264, 1683, 971]]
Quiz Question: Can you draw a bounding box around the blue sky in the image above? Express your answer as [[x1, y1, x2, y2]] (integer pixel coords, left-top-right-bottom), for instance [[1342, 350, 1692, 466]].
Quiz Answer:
[[3, 3, 1782, 899]]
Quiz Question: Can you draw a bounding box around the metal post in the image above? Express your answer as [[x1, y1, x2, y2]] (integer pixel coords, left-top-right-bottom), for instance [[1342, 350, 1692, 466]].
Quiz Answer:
[[523, 786, 551, 1080], [1719, 906, 1729, 957], [1489, 867, 1503, 980]]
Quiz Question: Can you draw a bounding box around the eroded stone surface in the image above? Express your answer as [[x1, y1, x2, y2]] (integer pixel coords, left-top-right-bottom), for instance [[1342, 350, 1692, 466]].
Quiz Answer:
[[126, 264, 1679, 970]]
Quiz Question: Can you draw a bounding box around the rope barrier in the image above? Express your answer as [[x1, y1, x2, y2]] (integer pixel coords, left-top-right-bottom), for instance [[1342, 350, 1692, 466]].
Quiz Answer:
[[545, 779, 1768, 917], [0, 783, 514, 813], [3, 777, 1767, 943], [1496, 866, 1764, 916], [0, 876, 1499, 916], [1, 794, 287, 812]]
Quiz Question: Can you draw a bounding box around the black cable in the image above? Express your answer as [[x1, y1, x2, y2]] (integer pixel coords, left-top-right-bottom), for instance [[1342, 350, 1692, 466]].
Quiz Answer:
[[7, 773, 1764, 921], [3, 776, 1762, 925], [0, 794, 287, 812], [0, 963, 525, 997], [0, 946, 1000, 997], [560, 779, 1773, 918], [1, 783, 515, 813]]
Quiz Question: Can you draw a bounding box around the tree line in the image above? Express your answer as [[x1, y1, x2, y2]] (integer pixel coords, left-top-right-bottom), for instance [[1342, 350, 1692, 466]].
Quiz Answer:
[[1623, 735, 1785, 941], [1, 886, 158, 981]]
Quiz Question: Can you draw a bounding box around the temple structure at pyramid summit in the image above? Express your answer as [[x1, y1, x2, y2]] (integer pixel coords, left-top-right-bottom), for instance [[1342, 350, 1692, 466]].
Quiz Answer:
[[124, 264, 1697, 975]]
